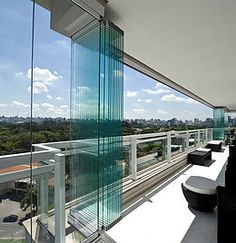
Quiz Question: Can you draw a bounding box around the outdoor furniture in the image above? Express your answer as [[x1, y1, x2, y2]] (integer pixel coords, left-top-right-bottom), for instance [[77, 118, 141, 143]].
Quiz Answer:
[[187, 148, 212, 166], [217, 186, 236, 243], [206, 140, 222, 152], [225, 154, 236, 190], [229, 144, 236, 158], [182, 176, 217, 211]]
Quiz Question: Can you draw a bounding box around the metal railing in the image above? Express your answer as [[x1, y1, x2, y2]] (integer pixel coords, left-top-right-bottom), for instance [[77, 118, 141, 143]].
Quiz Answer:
[[0, 127, 213, 242], [124, 128, 213, 180]]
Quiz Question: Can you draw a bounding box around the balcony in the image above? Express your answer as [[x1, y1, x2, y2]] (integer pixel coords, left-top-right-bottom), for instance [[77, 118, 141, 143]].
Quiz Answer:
[[0, 128, 215, 242], [109, 144, 228, 243]]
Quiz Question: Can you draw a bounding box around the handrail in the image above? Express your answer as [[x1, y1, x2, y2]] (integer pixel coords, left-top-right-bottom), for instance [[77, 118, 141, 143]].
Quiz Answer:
[[0, 127, 213, 243], [0, 128, 213, 177]]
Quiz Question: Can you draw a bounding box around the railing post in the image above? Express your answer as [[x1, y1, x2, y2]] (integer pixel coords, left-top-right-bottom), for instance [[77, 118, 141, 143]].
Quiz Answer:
[[130, 136, 137, 180], [205, 129, 208, 142], [186, 131, 190, 152], [167, 132, 171, 163], [55, 153, 65, 243], [39, 174, 49, 223], [210, 128, 213, 140], [197, 130, 201, 145]]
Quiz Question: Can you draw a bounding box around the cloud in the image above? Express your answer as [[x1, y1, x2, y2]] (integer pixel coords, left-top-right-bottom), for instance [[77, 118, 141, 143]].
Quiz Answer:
[[15, 72, 24, 78], [157, 109, 168, 114], [78, 86, 91, 95], [126, 90, 138, 97], [142, 88, 170, 95], [47, 107, 64, 115], [41, 103, 54, 109], [161, 94, 186, 102], [113, 70, 123, 78], [33, 103, 40, 108], [54, 40, 70, 50], [133, 108, 146, 113], [27, 67, 62, 85], [60, 105, 69, 109], [161, 94, 199, 104], [46, 95, 52, 100], [0, 103, 7, 108], [56, 96, 63, 101], [154, 83, 164, 89], [185, 98, 199, 104], [137, 98, 153, 103], [28, 81, 49, 94], [12, 101, 30, 108], [31, 102, 69, 118], [26, 67, 62, 94], [25, 67, 62, 94]]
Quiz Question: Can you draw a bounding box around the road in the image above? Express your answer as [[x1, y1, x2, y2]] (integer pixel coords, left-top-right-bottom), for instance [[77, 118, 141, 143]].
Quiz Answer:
[[0, 218, 25, 239]]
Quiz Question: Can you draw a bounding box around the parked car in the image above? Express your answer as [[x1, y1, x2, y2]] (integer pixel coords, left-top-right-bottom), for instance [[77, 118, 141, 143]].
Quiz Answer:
[[3, 214, 18, 223]]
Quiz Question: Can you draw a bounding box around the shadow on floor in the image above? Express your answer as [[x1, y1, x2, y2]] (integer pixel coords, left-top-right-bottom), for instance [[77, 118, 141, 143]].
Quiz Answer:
[[181, 206, 217, 243], [123, 164, 193, 217], [181, 161, 227, 243]]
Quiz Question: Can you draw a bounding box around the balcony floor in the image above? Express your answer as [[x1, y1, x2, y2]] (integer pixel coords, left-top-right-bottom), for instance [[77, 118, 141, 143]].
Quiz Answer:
[[108, 147, 228, 243]]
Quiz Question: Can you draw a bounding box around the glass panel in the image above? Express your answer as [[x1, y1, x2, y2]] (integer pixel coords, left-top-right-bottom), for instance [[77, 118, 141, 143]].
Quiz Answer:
[[213, 108, 225, 140], [189, 132, 198, 148], [171, 134, 185, 157], [0, 1, 33, 242], [123, 139, 131, 178], [69, 19, 124, 238], [137, 138, 167, 172], [30, 3, 71, 241]]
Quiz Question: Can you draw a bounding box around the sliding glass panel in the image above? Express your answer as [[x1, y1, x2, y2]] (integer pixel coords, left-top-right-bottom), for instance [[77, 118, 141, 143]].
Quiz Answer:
[[213, 108, 224, 140], [69, 19, 124, 239], [98, 21, 124, 229], [0, 1, 32, 242]]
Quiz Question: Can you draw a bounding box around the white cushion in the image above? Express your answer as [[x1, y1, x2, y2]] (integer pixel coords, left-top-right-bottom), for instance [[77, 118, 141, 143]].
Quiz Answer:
[[183, 176, 216, 195], [196, 147, 211, 152], [207, 140, 222, 145]]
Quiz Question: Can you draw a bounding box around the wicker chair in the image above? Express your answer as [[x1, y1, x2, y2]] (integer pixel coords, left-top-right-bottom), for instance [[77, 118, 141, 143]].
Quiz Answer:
[[225, 151, 236, 190], [217, 186, 236, 243], [181, 183, 217, 212]]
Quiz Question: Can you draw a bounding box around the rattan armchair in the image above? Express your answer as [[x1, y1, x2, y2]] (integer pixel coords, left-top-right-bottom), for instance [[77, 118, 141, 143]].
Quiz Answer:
[[217, 186, 236, 243]]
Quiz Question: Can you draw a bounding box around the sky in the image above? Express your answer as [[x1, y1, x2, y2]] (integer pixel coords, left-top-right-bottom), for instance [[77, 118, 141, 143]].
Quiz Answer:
[[0, 1, 213, 121]]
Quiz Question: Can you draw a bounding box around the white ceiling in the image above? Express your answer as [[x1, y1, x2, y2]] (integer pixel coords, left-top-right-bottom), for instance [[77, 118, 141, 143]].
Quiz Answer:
[[106, 0, 236, 111]]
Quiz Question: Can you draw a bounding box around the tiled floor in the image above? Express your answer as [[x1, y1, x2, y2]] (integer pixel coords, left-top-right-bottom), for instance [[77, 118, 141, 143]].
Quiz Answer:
[[108, 147, 228, 243]]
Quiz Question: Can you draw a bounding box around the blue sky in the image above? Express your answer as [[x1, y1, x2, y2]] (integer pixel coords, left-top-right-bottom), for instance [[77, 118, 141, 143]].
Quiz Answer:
[[0, 1, 212, 120], [124, 66, 213, 120]]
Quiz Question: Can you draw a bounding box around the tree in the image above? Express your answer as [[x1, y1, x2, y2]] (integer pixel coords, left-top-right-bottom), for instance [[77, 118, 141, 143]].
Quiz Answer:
[[20, 186, 37, 213]]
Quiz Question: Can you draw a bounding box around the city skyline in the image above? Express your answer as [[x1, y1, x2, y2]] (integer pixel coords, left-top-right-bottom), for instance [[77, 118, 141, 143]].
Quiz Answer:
[[0, 115, 213, 124]]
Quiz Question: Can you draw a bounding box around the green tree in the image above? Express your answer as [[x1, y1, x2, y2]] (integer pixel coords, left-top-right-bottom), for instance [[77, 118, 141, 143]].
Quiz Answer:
[[20, 186, 37, 213]]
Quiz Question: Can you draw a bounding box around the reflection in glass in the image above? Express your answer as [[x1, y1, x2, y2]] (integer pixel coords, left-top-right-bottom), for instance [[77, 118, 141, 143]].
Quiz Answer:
[[69, 19, 124, 239]]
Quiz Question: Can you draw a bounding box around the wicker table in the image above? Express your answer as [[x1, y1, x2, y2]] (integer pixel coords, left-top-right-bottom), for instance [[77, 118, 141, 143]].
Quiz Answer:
[[187, 148, 211, 166], [182, 176, 217, 211], [206, 140, 222, 152]]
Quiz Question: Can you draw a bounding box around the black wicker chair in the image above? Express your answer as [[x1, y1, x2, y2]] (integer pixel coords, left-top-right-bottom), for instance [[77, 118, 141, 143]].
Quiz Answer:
[[217, 186, 236, 243], [229, 145, 236, 157], [181, 183, 217, 212], [225, 150, 236, 190]]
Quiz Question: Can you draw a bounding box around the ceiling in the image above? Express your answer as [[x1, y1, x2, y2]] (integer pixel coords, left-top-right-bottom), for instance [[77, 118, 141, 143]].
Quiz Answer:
[[106, 0, 236, 111]]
